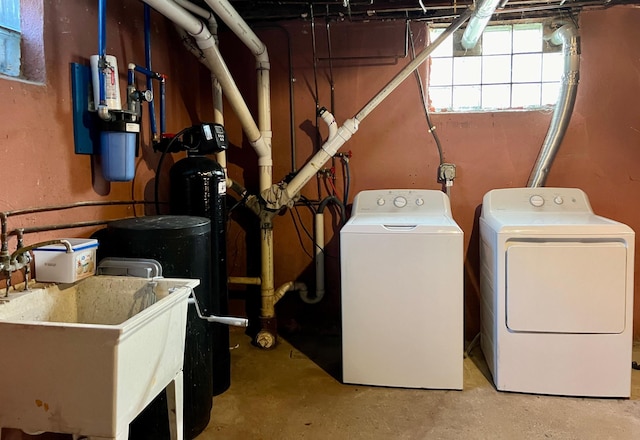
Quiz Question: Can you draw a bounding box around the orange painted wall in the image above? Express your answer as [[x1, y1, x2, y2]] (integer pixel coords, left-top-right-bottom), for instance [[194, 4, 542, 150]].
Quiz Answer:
[[219, 6, 640, 340]]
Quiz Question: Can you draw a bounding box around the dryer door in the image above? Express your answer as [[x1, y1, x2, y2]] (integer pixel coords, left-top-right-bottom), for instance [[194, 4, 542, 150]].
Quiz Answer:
[[505, 241, 627, 333]]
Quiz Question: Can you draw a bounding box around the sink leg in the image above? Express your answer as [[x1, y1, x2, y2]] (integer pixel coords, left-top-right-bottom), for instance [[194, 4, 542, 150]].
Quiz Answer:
[[167, 370, 184, 440]]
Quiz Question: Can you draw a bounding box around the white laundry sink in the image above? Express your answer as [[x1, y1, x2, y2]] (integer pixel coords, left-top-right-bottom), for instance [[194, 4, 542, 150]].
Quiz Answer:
[[0, 275, 198, 438]]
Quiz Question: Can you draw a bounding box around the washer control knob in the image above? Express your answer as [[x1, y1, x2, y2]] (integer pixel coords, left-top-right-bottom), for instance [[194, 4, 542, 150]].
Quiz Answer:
[[393, 196, 407, 208], [529, 195, 545, 207], [376, 198, 385, 206], [554, 196, 564, 205], [415, 198, 424, 206]]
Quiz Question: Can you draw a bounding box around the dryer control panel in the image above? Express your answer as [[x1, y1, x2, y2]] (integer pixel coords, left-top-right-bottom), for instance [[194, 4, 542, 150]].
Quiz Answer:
[[352, 189, 451, 215], [483, 188, 593, 213]]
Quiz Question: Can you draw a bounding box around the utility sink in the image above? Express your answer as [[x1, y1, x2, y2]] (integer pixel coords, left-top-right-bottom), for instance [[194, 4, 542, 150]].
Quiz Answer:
[[0, 275, 199, 439]]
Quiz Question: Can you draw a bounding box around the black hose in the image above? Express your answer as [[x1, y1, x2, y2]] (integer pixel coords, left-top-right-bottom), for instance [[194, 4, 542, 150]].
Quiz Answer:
[[154, 127, 190, 215], [342, 158, 351, 207], [318, 195, 346, 226]]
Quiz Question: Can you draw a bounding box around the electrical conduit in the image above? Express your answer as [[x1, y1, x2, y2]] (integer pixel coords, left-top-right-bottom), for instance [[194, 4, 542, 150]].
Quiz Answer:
[[527, 22, 580, 187]]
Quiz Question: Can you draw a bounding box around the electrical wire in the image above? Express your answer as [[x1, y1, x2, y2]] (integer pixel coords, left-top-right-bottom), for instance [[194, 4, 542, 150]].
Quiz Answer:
[[294, 204, 315, 245], [289, 208, 314, 259], [408, 21, 444, 165], [154, 127, 191, 215]]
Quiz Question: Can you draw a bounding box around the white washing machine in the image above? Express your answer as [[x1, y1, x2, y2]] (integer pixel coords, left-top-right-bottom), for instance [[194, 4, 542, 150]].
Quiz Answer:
[[480, 187, 635, 397], [341, 189, 463, 389]]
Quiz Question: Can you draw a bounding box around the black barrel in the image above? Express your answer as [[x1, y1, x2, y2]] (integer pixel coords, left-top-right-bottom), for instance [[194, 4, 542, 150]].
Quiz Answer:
[[98, 215, 213, 440], [170, 155, 231, 395]]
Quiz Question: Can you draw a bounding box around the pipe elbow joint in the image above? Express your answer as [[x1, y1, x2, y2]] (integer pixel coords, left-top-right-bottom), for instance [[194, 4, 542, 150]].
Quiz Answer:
[[195, 31, 215, 49], [97, 105, 111, 121], [300, 286, 324, 305], [256, 58, 271, 71]]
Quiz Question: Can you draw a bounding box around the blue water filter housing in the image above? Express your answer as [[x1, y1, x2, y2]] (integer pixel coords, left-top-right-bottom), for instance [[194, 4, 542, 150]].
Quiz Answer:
[[99, 111, 140, 182], [100, 131, 136, 181]]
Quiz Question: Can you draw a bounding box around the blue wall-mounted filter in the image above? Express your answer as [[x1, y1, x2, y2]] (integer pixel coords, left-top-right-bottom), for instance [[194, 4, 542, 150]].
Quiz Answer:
[[99, 111, 139, 182]]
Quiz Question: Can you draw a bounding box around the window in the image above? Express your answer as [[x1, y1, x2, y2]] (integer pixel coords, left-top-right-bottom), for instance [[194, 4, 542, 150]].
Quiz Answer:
[[0, 0, 21, 77], [428, 22, 563, 112]]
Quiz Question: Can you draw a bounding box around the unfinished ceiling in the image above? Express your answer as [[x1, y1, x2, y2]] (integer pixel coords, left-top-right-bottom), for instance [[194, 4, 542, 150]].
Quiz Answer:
[[202, 0, 640, 22]]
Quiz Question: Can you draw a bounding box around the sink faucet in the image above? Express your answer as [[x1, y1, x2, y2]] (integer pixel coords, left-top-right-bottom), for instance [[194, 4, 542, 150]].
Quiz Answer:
[[0, 231, 72, 297]]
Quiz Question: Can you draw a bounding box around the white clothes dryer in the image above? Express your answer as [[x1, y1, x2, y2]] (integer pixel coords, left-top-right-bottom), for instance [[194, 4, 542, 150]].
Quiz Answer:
[[341, 189, 463, 389], [480, 187, 635, 397]]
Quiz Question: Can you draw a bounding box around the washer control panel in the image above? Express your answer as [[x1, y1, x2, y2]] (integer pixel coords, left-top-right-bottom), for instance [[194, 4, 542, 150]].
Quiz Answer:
[[484, 188, 593, 213], [354, 190, 451, 215]]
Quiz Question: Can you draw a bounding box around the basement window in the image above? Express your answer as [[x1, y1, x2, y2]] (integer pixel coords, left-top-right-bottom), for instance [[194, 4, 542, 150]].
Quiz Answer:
[[428, 22, 563, 112], [0, 0, 20, 77]]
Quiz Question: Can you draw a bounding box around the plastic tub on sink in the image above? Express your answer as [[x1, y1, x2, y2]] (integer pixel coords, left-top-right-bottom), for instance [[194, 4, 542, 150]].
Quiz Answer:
[[0, 275, 199, 439]]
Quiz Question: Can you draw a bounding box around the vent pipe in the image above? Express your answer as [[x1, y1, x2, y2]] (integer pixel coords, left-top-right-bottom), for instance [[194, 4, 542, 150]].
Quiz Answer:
[[461, 0, 503, 50], [527, 23, 580, 187]]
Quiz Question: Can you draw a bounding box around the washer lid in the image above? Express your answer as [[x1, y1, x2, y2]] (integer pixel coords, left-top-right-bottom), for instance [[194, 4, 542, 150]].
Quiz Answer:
[[506, 241, 628, 334]]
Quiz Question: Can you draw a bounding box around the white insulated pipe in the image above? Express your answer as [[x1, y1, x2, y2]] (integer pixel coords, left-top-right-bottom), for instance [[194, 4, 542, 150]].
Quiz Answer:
[[204, 0, 272, 193], [142, 0, 271, 186], [203, 0, 268, 65], [461, 0, 503, 50], [174, 0, 217, 31], [172, 2, 232, 186], [203, 0, 280, 331]]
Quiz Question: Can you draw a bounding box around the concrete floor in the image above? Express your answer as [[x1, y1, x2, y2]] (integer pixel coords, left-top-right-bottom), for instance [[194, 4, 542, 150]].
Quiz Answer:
[[199, 327, 640, 440]]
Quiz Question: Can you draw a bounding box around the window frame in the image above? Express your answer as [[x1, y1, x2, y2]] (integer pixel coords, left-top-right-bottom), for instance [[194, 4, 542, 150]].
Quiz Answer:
[[0, 0, 22, 77], [427, 19, 563, 113]]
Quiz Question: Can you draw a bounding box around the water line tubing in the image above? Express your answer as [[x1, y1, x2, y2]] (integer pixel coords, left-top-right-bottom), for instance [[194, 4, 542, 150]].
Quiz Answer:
[[127, 64, 167, 137], [97, 0, 107, 110], [144, 4, 158, 139], [1, 200, 152, 249], [342, 157, 351, 207]]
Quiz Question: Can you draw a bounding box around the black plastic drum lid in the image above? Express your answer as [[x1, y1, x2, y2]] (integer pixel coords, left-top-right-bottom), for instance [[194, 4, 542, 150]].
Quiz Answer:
[[107, 215, 210, 237]]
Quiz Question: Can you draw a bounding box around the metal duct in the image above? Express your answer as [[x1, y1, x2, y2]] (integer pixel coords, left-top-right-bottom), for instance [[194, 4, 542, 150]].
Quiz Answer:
[[527, 23, 580, 187], [461, 0, 503, 50]]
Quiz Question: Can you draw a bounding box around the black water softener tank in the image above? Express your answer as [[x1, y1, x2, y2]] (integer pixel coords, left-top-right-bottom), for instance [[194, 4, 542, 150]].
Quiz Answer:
[[169, 154, 231, 396], [97, 216, 213, 439]]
